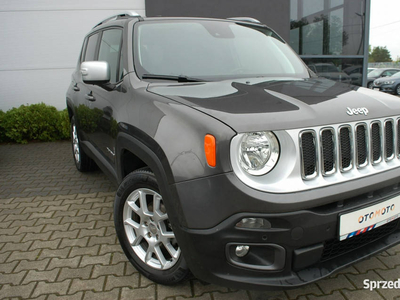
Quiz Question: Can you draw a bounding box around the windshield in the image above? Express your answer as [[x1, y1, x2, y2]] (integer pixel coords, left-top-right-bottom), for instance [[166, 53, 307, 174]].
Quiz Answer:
[[391, 71, 400, 78], [368, 69, 384, 77], [134, 20, 310, 80]]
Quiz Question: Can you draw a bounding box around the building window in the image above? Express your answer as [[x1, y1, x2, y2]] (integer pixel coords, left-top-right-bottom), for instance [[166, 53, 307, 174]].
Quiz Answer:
[[290, 0, 365, 56], [303, 57, 364, 86]]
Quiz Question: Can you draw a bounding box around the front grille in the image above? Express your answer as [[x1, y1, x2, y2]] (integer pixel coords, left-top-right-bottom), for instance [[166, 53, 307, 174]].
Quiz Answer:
[[371, 122, 382, 164], [321, 219, 399, 262], [339, 126, 352, 171], [398, 119, 400, 156], [300, 131, 318, 179], [356, 124, 368, 167], [300, 117, 400, 179], [385, 120, 394, 160], [321, 129, 335, 175]]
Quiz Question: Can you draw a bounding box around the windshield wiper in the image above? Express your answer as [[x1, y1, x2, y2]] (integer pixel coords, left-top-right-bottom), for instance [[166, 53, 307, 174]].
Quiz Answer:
[[142, 74, 205, 82]]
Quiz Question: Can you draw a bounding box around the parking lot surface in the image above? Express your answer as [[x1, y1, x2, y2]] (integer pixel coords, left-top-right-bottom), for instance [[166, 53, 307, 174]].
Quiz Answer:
[[1, 141, 400, 299]]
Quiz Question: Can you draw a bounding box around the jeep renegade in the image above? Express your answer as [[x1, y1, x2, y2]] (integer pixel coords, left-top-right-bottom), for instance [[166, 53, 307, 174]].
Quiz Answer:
[[66, 12, 400, 289]]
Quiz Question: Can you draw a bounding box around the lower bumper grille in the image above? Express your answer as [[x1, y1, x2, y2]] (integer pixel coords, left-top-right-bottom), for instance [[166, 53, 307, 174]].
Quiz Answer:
[[321, 219, 399, 262]]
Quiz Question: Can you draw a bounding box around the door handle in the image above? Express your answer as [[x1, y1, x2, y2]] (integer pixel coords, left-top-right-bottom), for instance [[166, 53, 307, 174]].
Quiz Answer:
[[85, 92, 96, 101], [73, 84, 80, 91]]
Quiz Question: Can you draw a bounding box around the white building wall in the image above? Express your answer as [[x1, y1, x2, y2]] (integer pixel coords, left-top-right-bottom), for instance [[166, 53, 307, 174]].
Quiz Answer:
[[0, 0, 145, 111]]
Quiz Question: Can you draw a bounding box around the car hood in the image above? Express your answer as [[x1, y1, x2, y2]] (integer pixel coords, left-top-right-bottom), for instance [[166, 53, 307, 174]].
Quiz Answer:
[[147, 77, 400, 132]]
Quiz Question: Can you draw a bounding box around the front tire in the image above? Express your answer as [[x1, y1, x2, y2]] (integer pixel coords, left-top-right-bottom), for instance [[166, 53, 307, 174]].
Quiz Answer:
[[367, 81, 373, 89], [114, 169, 189, 285], [395, 84, 400, 95]]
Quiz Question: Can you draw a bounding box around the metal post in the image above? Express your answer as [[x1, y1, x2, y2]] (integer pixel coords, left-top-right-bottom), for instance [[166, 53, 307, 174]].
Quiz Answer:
[[362, 0, 371, 87]]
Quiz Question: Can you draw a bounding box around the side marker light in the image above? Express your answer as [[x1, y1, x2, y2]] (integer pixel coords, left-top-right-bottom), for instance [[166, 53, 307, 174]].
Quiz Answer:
[[204, 134, 216, 167]]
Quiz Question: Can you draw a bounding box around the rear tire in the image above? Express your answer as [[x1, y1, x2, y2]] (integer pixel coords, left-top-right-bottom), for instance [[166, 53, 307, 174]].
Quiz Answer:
[[114, 169, 189, 285], [70, 116, 96, 172]]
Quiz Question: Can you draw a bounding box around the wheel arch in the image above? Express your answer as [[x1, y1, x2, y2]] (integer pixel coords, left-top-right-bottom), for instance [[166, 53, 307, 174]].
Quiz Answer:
[[116, 132, 174, 185], [66, 98, 77, 121], [116, 131, 188, 228]]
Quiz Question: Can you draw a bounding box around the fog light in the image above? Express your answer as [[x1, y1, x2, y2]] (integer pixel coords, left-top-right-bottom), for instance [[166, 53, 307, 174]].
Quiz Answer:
[[235, 245, 250, 257], [236, 218, 271, 229]]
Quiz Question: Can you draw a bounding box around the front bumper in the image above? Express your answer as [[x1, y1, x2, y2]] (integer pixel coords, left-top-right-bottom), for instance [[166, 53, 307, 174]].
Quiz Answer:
[[373, 84, 396, 94], [170, 170, 400, 289]]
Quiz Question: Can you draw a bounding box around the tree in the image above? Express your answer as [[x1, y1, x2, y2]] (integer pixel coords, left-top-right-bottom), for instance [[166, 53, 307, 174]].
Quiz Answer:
[[369, 46, 392, 62]]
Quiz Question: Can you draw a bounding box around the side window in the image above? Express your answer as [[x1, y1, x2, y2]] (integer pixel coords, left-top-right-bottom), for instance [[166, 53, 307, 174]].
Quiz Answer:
[[84, 33, 100, 61], [80, 38, 88, 63], [98, 29, 123, 83], [118, 50, 124, 81]]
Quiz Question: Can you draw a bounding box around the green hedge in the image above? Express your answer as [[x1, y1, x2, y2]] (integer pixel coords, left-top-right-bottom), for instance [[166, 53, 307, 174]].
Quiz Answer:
[[0, 103, 70, 144]]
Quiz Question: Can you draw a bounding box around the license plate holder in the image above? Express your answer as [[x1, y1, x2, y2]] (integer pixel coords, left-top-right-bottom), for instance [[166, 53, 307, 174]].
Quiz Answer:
[[339, 196, 400, 241]]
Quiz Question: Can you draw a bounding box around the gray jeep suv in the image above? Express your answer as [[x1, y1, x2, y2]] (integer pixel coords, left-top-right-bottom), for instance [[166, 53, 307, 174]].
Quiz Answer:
[[66, 12, 400, 289]]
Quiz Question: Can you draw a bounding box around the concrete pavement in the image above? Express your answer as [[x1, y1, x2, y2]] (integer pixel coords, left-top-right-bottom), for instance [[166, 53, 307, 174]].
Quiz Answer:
[[0, 141, 400, 299]]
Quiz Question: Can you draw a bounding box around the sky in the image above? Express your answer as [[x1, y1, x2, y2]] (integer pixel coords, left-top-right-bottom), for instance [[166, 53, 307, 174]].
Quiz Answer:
[[369, 0, 400, 60]]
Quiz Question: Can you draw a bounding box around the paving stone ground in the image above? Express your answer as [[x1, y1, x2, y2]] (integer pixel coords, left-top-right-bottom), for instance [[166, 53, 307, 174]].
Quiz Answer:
[[1, 141, 400, 299]]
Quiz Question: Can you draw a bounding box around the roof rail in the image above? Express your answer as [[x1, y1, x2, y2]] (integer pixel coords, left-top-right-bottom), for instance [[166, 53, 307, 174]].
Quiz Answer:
[[93, 11, 141, 28], [227, 17, 261, 24]]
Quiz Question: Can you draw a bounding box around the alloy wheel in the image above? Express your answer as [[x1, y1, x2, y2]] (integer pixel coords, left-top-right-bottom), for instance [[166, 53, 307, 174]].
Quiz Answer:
[[72, 123, 80, 164], [122, 188, 181, 270]]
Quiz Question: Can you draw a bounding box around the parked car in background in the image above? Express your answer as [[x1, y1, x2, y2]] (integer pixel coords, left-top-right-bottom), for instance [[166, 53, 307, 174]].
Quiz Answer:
[[343, 65, 362, 86], [372, 71, 400, 95], [368, 67, 376, 73], [367, 68, 400, 88], [308, 63, 351, 84]]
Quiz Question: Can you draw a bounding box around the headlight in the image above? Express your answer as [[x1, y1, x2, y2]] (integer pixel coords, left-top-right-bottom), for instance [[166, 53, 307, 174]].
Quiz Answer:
[[384, 81, 395, 84], [239, 131, 280, 175]]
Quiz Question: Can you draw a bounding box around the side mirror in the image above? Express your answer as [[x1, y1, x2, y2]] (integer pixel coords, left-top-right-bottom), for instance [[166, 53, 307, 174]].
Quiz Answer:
[[81, 61, 110, 84]]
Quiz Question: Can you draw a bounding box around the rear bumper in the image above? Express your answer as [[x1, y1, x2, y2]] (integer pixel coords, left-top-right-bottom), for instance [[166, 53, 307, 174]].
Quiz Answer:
[[171, 171, 400, 289]]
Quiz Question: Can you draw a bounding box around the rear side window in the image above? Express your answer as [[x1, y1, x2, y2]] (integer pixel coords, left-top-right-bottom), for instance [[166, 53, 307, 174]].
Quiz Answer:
[[98, 29, 123, 83], [84, 33, 100, 61]]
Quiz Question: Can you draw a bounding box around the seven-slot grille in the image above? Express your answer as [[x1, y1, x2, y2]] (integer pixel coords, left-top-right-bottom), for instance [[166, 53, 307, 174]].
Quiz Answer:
[[300, 118, 399, 180]]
